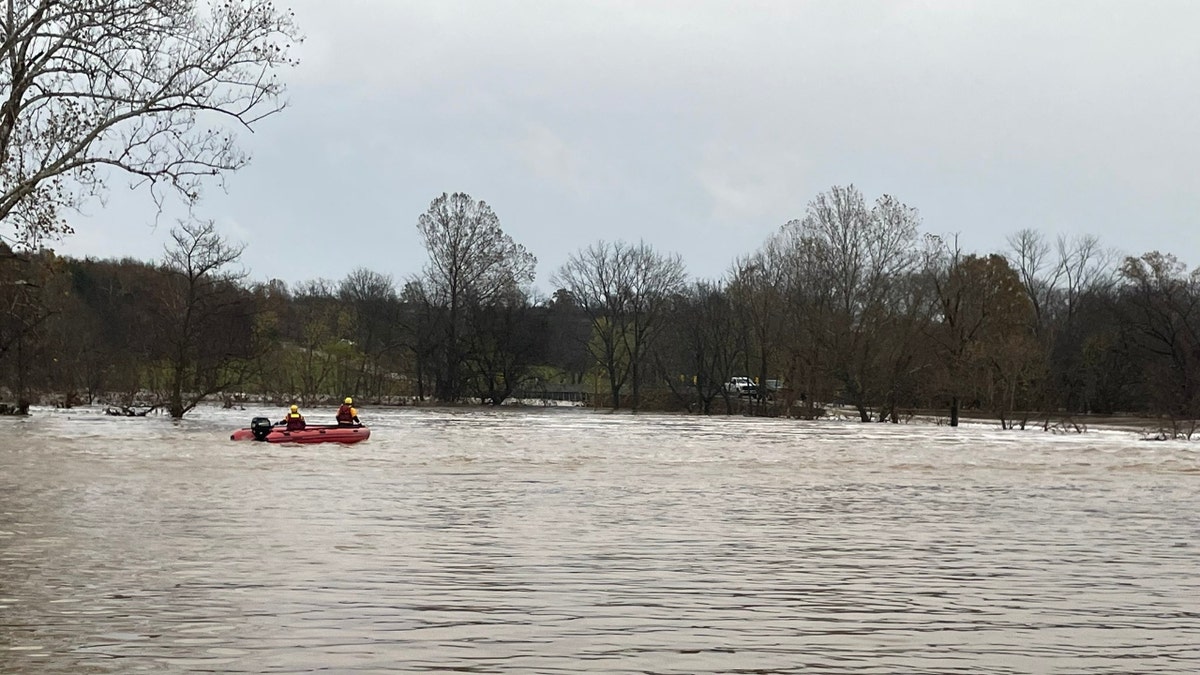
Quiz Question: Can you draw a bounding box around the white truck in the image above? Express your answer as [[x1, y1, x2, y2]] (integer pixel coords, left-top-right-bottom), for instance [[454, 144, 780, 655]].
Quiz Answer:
[[725, 377, 758, 396]]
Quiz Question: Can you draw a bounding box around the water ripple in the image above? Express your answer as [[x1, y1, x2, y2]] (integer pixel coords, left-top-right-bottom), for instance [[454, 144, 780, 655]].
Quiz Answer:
[[1, 405, 1198, 673]]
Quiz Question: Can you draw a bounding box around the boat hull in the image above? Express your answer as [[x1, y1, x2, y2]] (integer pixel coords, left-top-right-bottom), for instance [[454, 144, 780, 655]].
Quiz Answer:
[[230, 424, 370, 444]]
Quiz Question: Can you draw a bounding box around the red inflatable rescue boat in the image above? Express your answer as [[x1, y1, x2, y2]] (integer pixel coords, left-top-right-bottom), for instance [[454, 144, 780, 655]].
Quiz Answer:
[[230, 417, 370, 444]]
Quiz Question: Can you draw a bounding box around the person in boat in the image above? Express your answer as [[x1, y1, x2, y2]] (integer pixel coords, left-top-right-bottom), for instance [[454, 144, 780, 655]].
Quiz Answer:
[[336, 397, 360, 427], [279, 404, 306, 431]]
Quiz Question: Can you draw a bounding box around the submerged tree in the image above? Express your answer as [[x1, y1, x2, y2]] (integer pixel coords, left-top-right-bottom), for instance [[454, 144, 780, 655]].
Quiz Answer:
[[0, 0, 300, 247], [153, 219, 256, 418]]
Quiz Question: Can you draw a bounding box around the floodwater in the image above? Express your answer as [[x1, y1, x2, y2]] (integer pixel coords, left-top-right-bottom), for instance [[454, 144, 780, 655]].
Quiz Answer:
[[1, 405, 1198, 674]]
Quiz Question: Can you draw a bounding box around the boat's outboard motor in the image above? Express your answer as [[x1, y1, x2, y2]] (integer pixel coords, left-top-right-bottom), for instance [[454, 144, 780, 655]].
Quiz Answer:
[[250, 416, 274, 441]]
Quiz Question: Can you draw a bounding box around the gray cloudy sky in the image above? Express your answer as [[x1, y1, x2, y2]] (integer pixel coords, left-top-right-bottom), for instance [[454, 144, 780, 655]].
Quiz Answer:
[[58, 0, 1200, 291]]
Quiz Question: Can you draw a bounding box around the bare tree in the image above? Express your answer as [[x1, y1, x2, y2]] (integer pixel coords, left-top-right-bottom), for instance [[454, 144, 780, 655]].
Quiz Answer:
[[787, 186, 925, 421], [553, 241, 629, 408], [416, 192, 536, 401], [1058, 235, 1115, 319], [553, 240, 686, 411], [0, 0, 300, 246], [154, 219, 254, 418], [1007, 229, 1115, 335], [1006, 229, 1056, 334], [1007, 229, 1118, 412]]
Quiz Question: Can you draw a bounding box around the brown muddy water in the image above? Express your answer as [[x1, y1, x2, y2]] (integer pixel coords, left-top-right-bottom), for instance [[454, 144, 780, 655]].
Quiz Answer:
[[1, 405, 1198, 673]]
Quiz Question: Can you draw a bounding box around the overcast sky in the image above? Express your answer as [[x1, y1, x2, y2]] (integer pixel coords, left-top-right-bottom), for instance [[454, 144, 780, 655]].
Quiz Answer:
[[56, 0, 1200, 292]]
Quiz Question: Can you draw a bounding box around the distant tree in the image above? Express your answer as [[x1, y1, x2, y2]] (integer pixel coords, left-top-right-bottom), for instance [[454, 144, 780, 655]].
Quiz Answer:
[[544, 288, 592, 382], [1006, 229, 1056, 334], [152, 219, 256, 418], [61, 256, 161, 401], [927, 242, 1034, 426], [1008, 230, 1113, 337], [38, 271, 106, 402], [553, 240, 686, 411], [339, 268, 398, 398], [0, 244, 57, 409], [1071, 286, 1134, 414], [657, 280, 744, 414], [727, 242, 787, 412], [277, 279, 342, 402], [243, 278, 289, 402], [787, 186, 926, 421], [464, 288, 544, 405], [416, 192, 536, 401], [0, 0, 300, 247], [1113, 251, 1200, 426], [398, 279, 441, 401], [1007, 229, 1117, 412]]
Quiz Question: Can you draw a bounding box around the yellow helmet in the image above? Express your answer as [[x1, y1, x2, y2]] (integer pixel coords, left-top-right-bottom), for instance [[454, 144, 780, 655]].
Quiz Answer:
[[290, 404, 298, 412], [344, 397, 353, 404]]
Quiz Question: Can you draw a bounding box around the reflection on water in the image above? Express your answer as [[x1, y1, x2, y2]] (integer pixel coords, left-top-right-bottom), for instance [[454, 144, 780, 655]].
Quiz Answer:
[[1, 405, 1198, 673]]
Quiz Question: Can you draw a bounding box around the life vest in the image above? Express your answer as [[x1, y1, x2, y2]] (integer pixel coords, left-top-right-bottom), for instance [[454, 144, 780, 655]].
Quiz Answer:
[[336, 404, 356, 425], [284, 412, 305, 430]]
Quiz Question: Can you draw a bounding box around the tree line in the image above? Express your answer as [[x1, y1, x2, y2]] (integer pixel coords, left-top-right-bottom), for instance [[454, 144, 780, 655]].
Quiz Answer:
[[3, 4, 1195, 431], [3, 186, 1200, 432]]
